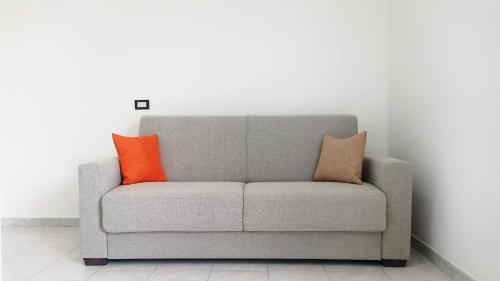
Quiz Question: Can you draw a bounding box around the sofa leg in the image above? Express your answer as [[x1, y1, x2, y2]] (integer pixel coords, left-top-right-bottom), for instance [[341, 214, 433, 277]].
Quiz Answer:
[[382, 259, 407, 267], [83, 258, 108, 266]]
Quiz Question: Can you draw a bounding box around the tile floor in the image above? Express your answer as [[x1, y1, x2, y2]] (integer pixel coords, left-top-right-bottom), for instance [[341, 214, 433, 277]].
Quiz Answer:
[[1, 227, 452, 281]]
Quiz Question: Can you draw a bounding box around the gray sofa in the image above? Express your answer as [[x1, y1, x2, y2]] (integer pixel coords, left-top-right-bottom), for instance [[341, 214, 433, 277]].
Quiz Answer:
[[79, 115, 412, 267]]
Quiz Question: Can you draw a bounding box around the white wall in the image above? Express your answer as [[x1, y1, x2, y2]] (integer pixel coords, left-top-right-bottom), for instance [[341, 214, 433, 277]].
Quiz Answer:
[[0, 0, 389, 218], [389, 1, 500, 281]]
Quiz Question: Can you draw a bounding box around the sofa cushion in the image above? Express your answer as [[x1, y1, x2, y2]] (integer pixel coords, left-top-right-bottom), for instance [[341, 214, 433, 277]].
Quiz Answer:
[[102, 182, 244, 233], [243, 182, 386, 232], [139, 116, 247, 182], [313, 131, 367, 184], [247, 115, 358, 182], [112, 133, 167, 185]]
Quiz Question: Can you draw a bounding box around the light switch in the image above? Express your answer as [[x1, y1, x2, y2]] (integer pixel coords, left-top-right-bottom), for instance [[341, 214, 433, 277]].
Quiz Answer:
[[134, 100, 150, 110]]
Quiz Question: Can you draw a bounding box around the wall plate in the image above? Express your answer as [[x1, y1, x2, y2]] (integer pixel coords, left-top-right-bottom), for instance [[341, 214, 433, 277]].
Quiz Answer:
[[134, 99, 150, 110]]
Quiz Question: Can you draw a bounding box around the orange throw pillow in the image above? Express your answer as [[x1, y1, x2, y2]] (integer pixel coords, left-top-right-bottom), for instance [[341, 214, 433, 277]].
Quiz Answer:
[[313, 131, 367, 184], [112, 133, 167, 185]]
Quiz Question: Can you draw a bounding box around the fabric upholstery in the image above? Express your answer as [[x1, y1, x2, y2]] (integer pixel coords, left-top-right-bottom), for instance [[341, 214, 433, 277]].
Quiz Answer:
[[78, 115, 413, 262], [244, 181, 386, 232], [112, 133, 166, 184], [140, 116, 246, 182], [102, 182, 244, 232], [313, 131, 367, 184], [78, 158, 121, 258], [108, 231, 381, 260], [363, 156, 412, 260], [247, 115, 358, 182]]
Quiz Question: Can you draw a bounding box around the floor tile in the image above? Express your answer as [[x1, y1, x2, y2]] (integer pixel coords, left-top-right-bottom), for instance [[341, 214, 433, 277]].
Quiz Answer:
[[268, 262, 328, 281], [29, 249, 101, 281], [268, 262, 324, 271], [2, 267, 37, 281], [2, 227, 80, 281], [326, 267, 391, 281], [213, 261, 267, 272], [86, 269, 154, 281], [323, 260, 381, 272], [85, 259, 158, 281], [149, 261, 213, 281], [208, 270, 268, 281], [2, 254, 61, 273]]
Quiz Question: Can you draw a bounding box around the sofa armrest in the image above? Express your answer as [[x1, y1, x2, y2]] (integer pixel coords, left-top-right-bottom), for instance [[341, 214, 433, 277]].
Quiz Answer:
[[363, 156, 412, 260], [78, 157, 121, 259]]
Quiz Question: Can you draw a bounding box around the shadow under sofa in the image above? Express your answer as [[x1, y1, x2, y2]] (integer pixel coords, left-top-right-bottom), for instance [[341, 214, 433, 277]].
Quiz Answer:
[[78, 115, 412, 267]]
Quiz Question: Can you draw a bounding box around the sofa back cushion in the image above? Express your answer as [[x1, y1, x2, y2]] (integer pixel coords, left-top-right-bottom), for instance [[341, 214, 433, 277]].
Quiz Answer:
[[247, 115, 358, 182], [140, 116, 247, 182], [140, 115, 357, 182]]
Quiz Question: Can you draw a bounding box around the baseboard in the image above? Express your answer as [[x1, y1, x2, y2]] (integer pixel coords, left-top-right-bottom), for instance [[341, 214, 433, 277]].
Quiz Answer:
[[1, 217, 79, 227], [411, 235, 477, 281]]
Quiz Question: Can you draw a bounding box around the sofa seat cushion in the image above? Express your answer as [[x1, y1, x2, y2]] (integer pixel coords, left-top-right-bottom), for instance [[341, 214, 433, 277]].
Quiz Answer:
[[102, 182, 244, 233], [243, 182, 386, 232]]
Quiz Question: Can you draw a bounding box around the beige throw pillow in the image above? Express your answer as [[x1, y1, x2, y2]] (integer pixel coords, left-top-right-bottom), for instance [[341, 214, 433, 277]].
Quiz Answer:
[[313, 131, 367, 184]]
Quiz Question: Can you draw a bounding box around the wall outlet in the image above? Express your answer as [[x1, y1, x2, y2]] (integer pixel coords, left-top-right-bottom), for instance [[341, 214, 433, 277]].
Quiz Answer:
[[134, 99, 150, 110]]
